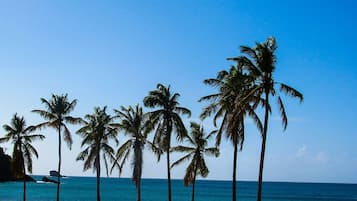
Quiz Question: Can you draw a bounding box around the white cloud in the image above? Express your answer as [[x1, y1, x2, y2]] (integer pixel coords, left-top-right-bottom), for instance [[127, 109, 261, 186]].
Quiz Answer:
[[296, 145, 307, 157], [316, 151, 329, 164]]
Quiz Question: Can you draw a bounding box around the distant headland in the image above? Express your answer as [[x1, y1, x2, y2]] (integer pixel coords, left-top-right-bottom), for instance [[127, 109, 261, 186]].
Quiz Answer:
[[0, 147, 35, 182]]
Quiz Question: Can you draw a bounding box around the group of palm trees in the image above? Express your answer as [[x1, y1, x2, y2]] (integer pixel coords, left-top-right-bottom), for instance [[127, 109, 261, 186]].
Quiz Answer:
[[0, 37, 303, 201]]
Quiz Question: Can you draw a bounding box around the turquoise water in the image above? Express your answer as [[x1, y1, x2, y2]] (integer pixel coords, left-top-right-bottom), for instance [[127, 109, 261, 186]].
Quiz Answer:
[[0, 176, 356, 201]]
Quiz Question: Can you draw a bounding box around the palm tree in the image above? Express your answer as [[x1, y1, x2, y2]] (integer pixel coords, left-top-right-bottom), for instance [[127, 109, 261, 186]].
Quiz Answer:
[[171, 122, 219, 201], [229, 37, 303, 201], [32, 94, 82, 201], [0, 114, 45, 201], [143, 83, 191, 201], [111, 104, 161, 201], [199, 65, 262, 201], [76, 106, 118, 201]]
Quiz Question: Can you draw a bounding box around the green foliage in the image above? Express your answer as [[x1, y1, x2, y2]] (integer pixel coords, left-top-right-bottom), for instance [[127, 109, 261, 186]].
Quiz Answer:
[[229, 37, 303, 130], [111, 104, 159, 189], [171, 122, 219, 186], [0, 114, 44, 178], [199, 64, 262, 148], [143, 83, 191, 152], [76, 106, 118, 176], [228, 37, 303, 201], [32, 94, 82, 149]]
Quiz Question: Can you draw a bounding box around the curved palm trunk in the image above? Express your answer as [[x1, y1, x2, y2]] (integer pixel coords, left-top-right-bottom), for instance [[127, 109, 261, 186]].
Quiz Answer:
[[57, 126, 61, 201], [257, 92, 269, 201], [97, 153, 101, 201], [232, 136, 239, 201]]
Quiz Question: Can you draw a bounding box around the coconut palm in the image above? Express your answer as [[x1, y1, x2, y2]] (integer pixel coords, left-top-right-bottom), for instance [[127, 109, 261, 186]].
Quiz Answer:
[[229, 37, 303, 201], [171, 122, 219, 201], [199, 65, 262, 201], [76, 106, 118, 201], [111, 104, 161, 201], [32, 94, 82, 201], [0, 114, 45, 201], [143, 84, 191, 201]]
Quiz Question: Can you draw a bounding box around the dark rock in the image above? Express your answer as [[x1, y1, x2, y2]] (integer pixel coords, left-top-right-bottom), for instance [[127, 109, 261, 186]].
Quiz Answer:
[[14, 175, 36, 182], [41, 176, 59, 184], [0, 147, 14, 182], [50, 170, 65, 178], [0, 147, 37, 183]]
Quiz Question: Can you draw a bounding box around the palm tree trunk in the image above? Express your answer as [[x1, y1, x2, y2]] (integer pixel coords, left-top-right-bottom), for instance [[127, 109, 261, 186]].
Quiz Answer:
[[166, 120, 172, 201], [233, 138, 238, 201], [191, 162, 197, 201], [57, 126, 61, 201], [166, 145, 172, 201], [257, 92, 269, 201], [23, 163, 26, 201], [97, 154, 101, 201], [137, 177, 141, 201], [22, 147, 26, 201]]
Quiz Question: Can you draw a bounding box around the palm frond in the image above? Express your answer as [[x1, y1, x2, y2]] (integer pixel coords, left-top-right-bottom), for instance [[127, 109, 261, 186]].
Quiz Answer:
[[170, 146, 195, 153], [64, 116, 84, 125], [174, 107, 191, 117], [31, 110, 56, 120], [277, 96, 288, 130], [204, 147, 219, 157], [63, 125, 73, 149], [171, 152, 193, 168], [280, 83, 303, 103]]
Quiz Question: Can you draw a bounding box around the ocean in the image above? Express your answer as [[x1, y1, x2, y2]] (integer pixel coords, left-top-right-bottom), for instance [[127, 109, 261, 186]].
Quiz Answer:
[[0, 176, 356, 201]]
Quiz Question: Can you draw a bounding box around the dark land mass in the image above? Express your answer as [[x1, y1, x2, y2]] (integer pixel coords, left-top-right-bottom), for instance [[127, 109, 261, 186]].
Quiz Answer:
[[0, 147, 36, 182]]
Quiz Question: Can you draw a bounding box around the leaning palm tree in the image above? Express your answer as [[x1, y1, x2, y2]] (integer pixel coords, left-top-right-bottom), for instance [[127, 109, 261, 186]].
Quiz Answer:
[[32, 94, 82, 201], [229, 37, 303, 201], [0, 114, 45, 201], [111, 104, 160, 201], [171, 122, 219, 201], [199, 65, 262, 201], [143, 84, 191, 201], [76, 106, 118, 201]]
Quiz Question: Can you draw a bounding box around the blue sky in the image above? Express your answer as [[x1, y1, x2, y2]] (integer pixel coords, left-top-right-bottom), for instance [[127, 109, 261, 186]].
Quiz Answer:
[[0, 0, 356, 183]]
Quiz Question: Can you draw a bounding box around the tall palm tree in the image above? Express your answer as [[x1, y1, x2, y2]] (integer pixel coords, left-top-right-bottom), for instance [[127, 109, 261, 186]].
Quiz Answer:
[[171, 122, 219, 201], [0, 114, 45, 201], [143, 83, 191, 201], [199, 65, 262, 201], [76, 106, 118, 201], [229, 37, 303, 201], [32, 94, 82, 201], [111, 104, 160, 201]]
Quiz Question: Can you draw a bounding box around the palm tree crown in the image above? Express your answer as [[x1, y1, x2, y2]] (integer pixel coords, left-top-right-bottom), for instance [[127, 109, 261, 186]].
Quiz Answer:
[[199, 64, 262, 201], [200, 65, 262, 147], [111, 104, 160, 201], [32, 93, 81, 201], [32, 94, 81, 149], [229, 37, 303, 201], [76, 106, 118, 201], [143, 83, 191, 201], [171, 122, 218, 187], [0, 114, 45, 201], [143, 84, 191, 148]]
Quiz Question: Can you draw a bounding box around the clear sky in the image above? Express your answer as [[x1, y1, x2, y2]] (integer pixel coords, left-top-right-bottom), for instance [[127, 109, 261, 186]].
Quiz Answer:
[[0, 0, 356, 184]]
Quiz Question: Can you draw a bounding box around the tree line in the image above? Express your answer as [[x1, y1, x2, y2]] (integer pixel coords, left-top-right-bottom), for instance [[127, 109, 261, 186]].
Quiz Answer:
[[0, 37, 303, 201]]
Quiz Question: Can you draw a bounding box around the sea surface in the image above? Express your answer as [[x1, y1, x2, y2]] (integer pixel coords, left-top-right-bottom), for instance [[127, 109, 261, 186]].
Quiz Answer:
[[0, 176, 356, 201]]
